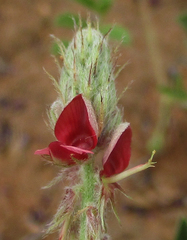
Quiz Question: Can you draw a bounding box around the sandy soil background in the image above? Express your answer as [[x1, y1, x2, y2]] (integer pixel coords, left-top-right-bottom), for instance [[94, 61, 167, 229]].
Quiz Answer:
[[0, 0, 187, 240]]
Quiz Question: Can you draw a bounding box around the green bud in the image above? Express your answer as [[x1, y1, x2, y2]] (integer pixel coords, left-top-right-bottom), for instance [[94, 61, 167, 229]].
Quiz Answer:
[[50, 22, 122, 145]]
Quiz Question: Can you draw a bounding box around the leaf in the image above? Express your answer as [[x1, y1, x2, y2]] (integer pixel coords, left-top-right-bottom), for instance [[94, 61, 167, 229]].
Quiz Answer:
[[94, 0, 113, 14], [178, 12, 187, 32], [100, 24, 131, 44], [72, 0, 113, 14], [54, 12, 87, 28], [73, 0, 95, 10], [174, 74, 184, 91], [161, 72, 187, 102], [159, 86, 187, 101], [175, 218, 187, 240]]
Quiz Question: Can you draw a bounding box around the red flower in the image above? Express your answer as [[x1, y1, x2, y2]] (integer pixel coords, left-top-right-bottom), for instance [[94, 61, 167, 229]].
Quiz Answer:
[[100, 123, 132, 178], [35, 94, 98, 165], [35, 94, 132, 172]]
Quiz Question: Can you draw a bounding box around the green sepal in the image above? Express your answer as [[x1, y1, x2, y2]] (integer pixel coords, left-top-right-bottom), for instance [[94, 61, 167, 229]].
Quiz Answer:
[[42, 170, 64, 189]]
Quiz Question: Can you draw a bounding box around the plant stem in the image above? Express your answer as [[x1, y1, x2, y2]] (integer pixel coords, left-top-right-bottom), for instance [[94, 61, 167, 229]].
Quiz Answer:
[[138, 0, 172, 152], [103, 150, 156, 184], [79, 161, 96, 240]]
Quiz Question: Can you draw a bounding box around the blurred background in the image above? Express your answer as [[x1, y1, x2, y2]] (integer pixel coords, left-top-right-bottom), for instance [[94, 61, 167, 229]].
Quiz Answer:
[[0, 0, 187, 239]]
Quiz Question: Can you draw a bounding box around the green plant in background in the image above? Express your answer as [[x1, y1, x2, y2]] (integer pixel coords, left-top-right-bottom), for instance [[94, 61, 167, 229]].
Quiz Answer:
[[72, 0, 113, 14], [159, 71, 187, 109], [175, 218, 187, 240], [158, 11, 187, 110], [52, 0, 131, 54], [142, 2, 187, 153], [178, 11, 187, 33]]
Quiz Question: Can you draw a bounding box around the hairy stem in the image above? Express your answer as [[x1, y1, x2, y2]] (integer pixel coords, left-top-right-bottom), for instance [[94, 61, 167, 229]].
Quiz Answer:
[[103, 150, 156, 184], [79, 161, 96, 240]]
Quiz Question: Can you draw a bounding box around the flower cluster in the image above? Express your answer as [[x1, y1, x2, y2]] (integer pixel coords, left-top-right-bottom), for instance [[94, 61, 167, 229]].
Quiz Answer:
[[35, 23, 155, 240]]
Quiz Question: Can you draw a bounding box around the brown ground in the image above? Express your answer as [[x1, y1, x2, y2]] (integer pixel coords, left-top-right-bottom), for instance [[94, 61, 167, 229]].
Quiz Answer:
[[0, 0, 187, 240]]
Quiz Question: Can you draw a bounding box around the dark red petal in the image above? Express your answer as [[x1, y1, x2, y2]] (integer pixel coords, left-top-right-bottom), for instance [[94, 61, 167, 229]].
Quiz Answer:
[[49, 141, 91, 165], [101, 123, 132, 178], [55, 94, 98, 150]]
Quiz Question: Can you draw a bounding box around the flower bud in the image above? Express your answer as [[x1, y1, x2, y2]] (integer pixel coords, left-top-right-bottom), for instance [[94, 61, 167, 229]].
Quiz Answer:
[[52, 22, 122, 143]]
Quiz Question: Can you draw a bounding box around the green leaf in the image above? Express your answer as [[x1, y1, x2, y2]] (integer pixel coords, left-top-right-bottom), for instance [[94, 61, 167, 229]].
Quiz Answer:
[[159, 86, 187, 101], [178, 12, 187, 32], [73, 0, 95, 10], [100, 24, 131, 44], [175, 218, 187, 240], [94, 0, 113, 14], [51, 40, 69, 55], [174, 74, 184, 91], [72, 0, 113, 14], [54, 12, 87, 28]]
